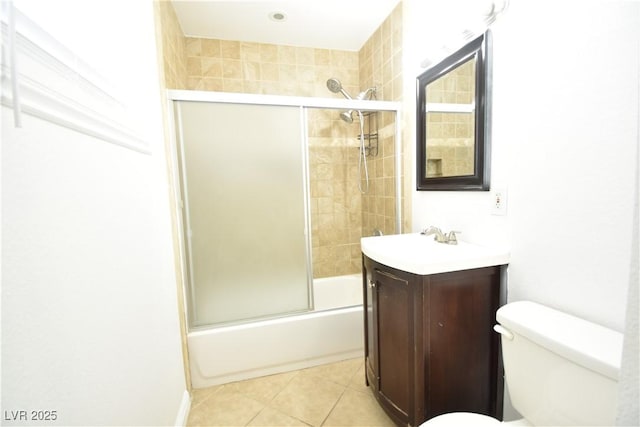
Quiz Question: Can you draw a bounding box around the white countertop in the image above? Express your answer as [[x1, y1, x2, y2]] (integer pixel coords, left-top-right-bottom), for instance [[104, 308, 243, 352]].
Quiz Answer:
[[361, 233, 510, 275]]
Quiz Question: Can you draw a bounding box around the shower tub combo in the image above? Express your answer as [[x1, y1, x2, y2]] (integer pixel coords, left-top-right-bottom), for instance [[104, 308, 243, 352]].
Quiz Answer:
[[189, 274, 363, 387], [169, 90, 402, 388]]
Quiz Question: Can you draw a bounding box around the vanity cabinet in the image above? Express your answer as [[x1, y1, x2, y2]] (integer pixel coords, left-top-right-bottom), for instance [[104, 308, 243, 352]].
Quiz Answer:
[[363, 255, 505, 427]]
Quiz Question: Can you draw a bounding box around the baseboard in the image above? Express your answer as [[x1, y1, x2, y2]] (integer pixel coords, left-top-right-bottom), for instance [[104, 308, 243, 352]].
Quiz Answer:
[[174, 390, 191, 427]]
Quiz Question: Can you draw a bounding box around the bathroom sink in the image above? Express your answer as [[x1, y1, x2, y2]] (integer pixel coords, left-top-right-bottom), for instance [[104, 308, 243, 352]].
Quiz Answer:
[[361, 233, 510, 275]]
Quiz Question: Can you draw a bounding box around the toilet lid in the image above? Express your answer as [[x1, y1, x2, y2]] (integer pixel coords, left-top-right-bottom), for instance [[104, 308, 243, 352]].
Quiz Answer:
[[420, 412, 501, 426]]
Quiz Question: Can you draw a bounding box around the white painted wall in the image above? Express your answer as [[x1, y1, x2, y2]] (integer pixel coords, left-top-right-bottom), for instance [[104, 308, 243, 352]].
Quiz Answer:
[[407, 0, 639, 333], [1, 1, 187, 425]]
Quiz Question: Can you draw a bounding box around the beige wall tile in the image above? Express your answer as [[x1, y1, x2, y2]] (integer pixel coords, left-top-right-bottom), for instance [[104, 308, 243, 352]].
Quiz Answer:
[[243, 61, 261, 81], [278, 45, 297, 64], [220, 59, 241, 78], [314, 49, 331, 66], [186, 38, 201, 56], [241, 42, 260, 61], [156, 1, 187, 89], [201, 38, 221, 57], [222, 79, 243, 93], [187, 57, 201, 76], [260, 62, 280, 81], [221, 40, 241, 59], [201, 78, 223, 92], [259, 43, 278, 62], [296, 47, 315, 65], [201, 57, 222, 78]]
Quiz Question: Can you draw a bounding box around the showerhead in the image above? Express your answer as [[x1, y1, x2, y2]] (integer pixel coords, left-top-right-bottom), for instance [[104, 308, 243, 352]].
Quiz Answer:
[[340, 110, 354, 123], [326, 78, 352, 99], [327, 79, 376, 124], [326, 78, 343, 94]]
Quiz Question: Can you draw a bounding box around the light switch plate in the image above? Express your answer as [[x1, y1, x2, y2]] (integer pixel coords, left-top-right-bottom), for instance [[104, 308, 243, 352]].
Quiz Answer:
[[491, 188, 507, 215]]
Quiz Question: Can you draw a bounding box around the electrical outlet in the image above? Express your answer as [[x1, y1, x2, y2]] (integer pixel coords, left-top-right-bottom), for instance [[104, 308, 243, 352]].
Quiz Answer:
[[491, 189, 507, 215]]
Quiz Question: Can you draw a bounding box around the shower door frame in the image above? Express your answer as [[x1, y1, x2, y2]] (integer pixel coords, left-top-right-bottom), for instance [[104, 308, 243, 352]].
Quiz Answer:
[[167, 90, 402, 330]]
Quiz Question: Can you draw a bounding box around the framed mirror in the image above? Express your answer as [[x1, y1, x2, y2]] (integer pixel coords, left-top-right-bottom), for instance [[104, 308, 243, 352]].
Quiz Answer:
[[416, 32, 491, 191]]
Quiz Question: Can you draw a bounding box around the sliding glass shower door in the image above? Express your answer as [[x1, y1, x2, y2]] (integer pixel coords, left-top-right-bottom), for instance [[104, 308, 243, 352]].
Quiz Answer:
[[175, 101, 310, 328]]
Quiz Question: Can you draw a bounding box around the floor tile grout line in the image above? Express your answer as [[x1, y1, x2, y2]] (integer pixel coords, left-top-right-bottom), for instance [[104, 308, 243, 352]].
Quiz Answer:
[[189, 383, 225, 413], [319, 383, 349, 427], [243, 404, 265, 427], [269, 369, 300, 403], [344, 359, 365, 387], [240, 369, 303, 426], [188, 358, 368, 427], [241, 370, 310, 427], [243, 402, 311, 427]]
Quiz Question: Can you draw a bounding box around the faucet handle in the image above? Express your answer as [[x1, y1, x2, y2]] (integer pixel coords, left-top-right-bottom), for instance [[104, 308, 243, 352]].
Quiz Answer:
[[447, 230, 462, 244]]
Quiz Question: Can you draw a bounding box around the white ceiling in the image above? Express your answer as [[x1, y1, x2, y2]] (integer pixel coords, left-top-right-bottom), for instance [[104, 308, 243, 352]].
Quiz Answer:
[[171, 0, 402, 51]]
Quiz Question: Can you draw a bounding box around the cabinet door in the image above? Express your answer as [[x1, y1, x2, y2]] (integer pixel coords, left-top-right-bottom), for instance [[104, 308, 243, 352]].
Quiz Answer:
[[425, 267, 502, 419], [363, 257, 377, 388], [374, 266, 413, 424]]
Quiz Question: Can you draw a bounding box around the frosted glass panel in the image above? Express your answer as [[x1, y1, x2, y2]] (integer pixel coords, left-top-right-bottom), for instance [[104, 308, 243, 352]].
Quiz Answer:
[[176, 101, 310, 327]]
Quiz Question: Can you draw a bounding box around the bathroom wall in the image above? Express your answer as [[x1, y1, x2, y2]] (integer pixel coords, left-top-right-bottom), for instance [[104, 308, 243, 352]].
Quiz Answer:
[[156, 0, 187, 89], [183, 37, 359, 97], [406, 0, 639, 333], [491, 0, 638, 332], [153, 0, 192, 391], [308, 109, 364, 277], [1, 0, 188, 425], [359, 4, 404, 238]]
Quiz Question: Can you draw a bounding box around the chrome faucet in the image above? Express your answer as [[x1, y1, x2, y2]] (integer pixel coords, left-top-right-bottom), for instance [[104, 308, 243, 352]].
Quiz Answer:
[[445, 230, 460, 245], [421, 226, 461, 245], [421, 226, 447, 242]]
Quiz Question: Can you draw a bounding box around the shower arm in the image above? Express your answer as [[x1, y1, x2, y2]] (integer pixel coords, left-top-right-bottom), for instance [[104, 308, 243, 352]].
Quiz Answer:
[[356, 87, 377, 100]]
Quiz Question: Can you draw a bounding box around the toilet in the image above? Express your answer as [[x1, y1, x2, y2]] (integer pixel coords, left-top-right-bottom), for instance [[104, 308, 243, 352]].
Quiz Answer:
[[422, 301, 623, 426]]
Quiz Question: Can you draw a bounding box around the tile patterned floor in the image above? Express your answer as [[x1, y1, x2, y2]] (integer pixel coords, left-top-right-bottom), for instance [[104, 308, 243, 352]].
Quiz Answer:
[[187, 358, 396, 427]]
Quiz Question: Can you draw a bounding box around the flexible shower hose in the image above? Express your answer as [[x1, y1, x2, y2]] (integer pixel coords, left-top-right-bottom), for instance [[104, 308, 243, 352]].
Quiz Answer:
[[357, 111, 369, 194]]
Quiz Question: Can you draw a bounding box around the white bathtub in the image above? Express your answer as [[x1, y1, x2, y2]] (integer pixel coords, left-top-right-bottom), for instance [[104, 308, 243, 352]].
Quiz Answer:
[[188, 274, 364, 388], [312, 274, 362, 310]]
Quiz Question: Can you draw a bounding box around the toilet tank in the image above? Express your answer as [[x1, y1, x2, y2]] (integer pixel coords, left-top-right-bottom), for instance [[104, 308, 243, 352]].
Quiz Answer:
[[496, 301, 623, 426]]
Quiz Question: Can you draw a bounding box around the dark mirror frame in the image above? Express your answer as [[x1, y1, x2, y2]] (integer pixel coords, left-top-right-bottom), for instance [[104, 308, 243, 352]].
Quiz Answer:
[[416, 31, 492, 191]]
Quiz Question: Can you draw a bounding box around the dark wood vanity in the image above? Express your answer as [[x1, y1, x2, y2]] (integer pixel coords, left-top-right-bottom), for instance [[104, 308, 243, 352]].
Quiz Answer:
[[363, 255, 506, 426]]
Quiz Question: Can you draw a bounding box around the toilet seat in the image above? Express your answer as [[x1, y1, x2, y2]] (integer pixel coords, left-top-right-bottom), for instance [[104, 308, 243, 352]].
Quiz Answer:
[[420, 412, 502, 426]]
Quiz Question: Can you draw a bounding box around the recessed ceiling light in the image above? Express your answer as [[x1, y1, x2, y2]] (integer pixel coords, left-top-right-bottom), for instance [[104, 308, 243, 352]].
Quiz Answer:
[[268, 11, 287, 22]]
